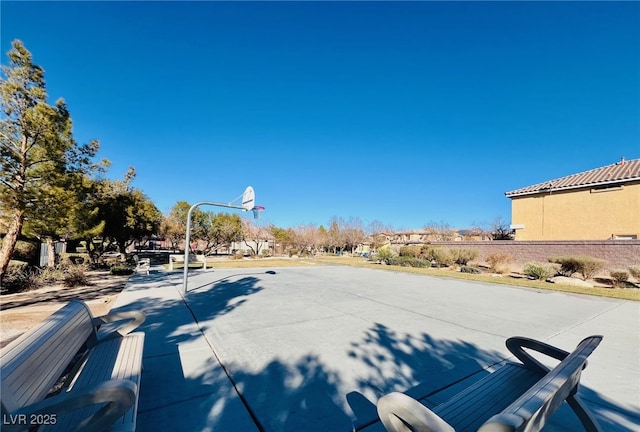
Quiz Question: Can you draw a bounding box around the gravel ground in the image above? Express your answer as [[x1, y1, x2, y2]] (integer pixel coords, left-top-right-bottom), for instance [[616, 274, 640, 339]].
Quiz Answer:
[[0, 270, 130, 348]]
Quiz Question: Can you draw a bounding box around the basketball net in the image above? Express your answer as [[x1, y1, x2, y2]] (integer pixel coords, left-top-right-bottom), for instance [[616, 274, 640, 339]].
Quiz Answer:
[[251, 206, 265, 219]]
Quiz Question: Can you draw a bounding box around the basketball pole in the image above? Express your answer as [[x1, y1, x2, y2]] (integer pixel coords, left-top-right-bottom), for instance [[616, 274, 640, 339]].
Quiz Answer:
[[182, 187, 260, 295]]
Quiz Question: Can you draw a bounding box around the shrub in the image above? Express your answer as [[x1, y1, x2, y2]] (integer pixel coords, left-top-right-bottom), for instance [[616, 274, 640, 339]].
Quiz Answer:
[[548, 255, 607, 280], [375, 246, 397, 264], [39, 266, 67, 284], [523, 262, 555, 280], [419, 245, 433, 259], [63, 265, 89, 287], [288, 249, 299, 257], [486, 252, 514, 274], [577, 256, 608, 280], [13, 240, 38, 263], [387, 256, 429, 268], [429, 247, 454, 267], [450, 248, 480, 266], [399, 246, 422, 258], [261, 249, 272, 257], [60, 253, 91, 266], [548, 255, 581, 277], [628, 265, 640, 280], [110, 265, 134, 276], [460, 265, 481, 274], [2, 264, 39, 292], [609, 269, 629, 287]]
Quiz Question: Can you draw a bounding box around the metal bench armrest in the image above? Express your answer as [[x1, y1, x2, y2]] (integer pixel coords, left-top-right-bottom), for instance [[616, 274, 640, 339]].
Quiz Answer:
[[94, 310, 146, 339], [506, 336, 572, 374], [4, 379, 137, 432], [377, 392, 455, 432], [482, 336, 603, 432]]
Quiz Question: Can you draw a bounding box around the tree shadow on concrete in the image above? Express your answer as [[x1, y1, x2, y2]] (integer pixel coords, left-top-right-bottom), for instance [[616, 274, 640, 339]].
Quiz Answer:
[[106, 271, 269, 431], [229, 354, 352, 432], [212, 323, 509, 432], [109, 272, 640, 432], [219, 321, 640, 432], [345, 323, 505, 431], [348, 323, 503, 398], [346, 324, 640, 432]]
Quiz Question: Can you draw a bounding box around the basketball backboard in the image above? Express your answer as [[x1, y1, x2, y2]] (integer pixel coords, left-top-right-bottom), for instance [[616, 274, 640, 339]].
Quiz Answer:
[[242, 186, 255, 211]]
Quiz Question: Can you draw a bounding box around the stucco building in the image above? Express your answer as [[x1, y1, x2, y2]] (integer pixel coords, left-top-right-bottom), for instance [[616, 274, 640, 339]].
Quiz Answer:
[[505, 158, 640, 240]]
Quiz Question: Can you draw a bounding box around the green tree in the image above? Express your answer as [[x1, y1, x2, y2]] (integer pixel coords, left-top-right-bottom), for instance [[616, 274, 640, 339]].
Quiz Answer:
[[162, 203, 244, 255], [96, 169, 162, 257], [203, 212, 243, 255], [75, 169, 162, 262], [269, 225, 294, 255], [0, 40, 101, 280], [162, 201, 204, 253], [160, 214, 183, 252]]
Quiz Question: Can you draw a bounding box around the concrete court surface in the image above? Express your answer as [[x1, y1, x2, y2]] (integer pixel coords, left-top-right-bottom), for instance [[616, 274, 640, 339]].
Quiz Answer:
[[112, 264, 640, 432]]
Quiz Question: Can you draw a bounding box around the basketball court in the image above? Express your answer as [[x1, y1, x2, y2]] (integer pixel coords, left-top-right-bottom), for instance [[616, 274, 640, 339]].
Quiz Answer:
[[112, 264, 640, 431]]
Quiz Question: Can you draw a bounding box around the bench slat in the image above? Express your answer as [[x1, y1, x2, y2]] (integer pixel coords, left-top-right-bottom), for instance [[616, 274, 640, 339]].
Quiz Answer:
[[1, 302, 95, 412], [433, 364, 542, 431], [376, 336, 602, 432], [479, 336, 602, 432], [42, 333, 145, 432]]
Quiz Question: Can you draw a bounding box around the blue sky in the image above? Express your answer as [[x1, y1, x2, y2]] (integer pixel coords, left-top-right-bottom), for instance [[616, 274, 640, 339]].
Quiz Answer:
[[2, 1, 639, 230]]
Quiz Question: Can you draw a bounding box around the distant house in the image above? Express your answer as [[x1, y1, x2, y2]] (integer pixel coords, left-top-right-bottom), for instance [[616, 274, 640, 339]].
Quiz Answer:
[[374, 229, 486, 250], [505, 158, 640, 240]]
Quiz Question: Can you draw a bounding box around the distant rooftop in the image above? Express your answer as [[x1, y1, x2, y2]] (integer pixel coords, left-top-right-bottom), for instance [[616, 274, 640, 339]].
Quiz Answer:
[[505, 157, 640, 198]]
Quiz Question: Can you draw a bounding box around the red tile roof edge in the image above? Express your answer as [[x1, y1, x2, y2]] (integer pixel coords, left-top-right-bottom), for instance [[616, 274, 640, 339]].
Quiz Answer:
[[505, 158, 640, 197]]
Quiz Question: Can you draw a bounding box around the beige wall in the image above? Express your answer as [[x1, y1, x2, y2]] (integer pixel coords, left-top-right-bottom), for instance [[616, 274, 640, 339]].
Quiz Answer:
[[511, 182, 640, 240], [431, 240, 640, 268]]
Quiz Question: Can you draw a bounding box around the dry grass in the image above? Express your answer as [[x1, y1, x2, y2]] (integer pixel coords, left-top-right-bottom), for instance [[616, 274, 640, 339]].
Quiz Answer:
[[164, 257, 322, 270], [315, 256, 640, 302]]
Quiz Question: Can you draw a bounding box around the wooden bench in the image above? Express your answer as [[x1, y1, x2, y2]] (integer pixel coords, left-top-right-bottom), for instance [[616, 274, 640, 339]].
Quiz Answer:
[[376, 335, 603, 432], [1, 300, 145, 432]]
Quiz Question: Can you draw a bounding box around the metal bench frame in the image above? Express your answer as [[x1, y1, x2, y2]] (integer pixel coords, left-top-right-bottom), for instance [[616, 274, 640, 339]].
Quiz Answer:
[[377, 335, 603, 432], [1, 301, 145, 432], [133, 255, 151, 275]]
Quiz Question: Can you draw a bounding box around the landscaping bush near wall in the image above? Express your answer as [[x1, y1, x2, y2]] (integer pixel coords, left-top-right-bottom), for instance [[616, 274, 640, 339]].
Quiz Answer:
[[548, 256, 608, 281], [430, 240, 640, 269]]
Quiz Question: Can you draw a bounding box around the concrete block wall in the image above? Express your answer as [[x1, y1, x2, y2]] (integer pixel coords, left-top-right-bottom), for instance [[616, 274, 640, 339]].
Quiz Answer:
[[430, 240, 640, 269]]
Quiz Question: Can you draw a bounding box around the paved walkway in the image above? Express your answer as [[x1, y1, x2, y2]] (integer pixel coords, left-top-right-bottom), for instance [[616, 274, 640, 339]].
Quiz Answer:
[[112, 265, 640, 431]]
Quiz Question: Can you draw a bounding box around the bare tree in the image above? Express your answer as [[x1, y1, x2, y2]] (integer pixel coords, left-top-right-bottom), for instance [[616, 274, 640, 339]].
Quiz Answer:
[[469, 220, 492, 241], [366, 220, 392, 252], [341, 217, 366, 255], [242, 219, 271, 256], [490, 216, 514, 240], [292, 224, 322, 255], [326, 217, 346, 254], [471, 217, 514, 241], [424, 221, 456, 241]]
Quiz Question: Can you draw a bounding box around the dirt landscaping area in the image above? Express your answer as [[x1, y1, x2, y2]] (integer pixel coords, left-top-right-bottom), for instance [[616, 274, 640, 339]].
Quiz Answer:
[[0, 270, 130, 348]]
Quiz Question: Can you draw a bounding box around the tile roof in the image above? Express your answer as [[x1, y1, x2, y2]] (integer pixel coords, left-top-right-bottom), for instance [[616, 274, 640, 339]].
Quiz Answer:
[[505, 157, 640, 197]]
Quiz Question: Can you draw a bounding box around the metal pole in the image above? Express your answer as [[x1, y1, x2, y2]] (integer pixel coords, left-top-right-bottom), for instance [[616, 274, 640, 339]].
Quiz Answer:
[[182, 201, 247, 295]]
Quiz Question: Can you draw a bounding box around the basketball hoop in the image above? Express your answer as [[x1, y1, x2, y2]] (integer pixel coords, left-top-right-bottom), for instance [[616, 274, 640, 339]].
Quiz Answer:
[[251, 205, 265, 219]]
